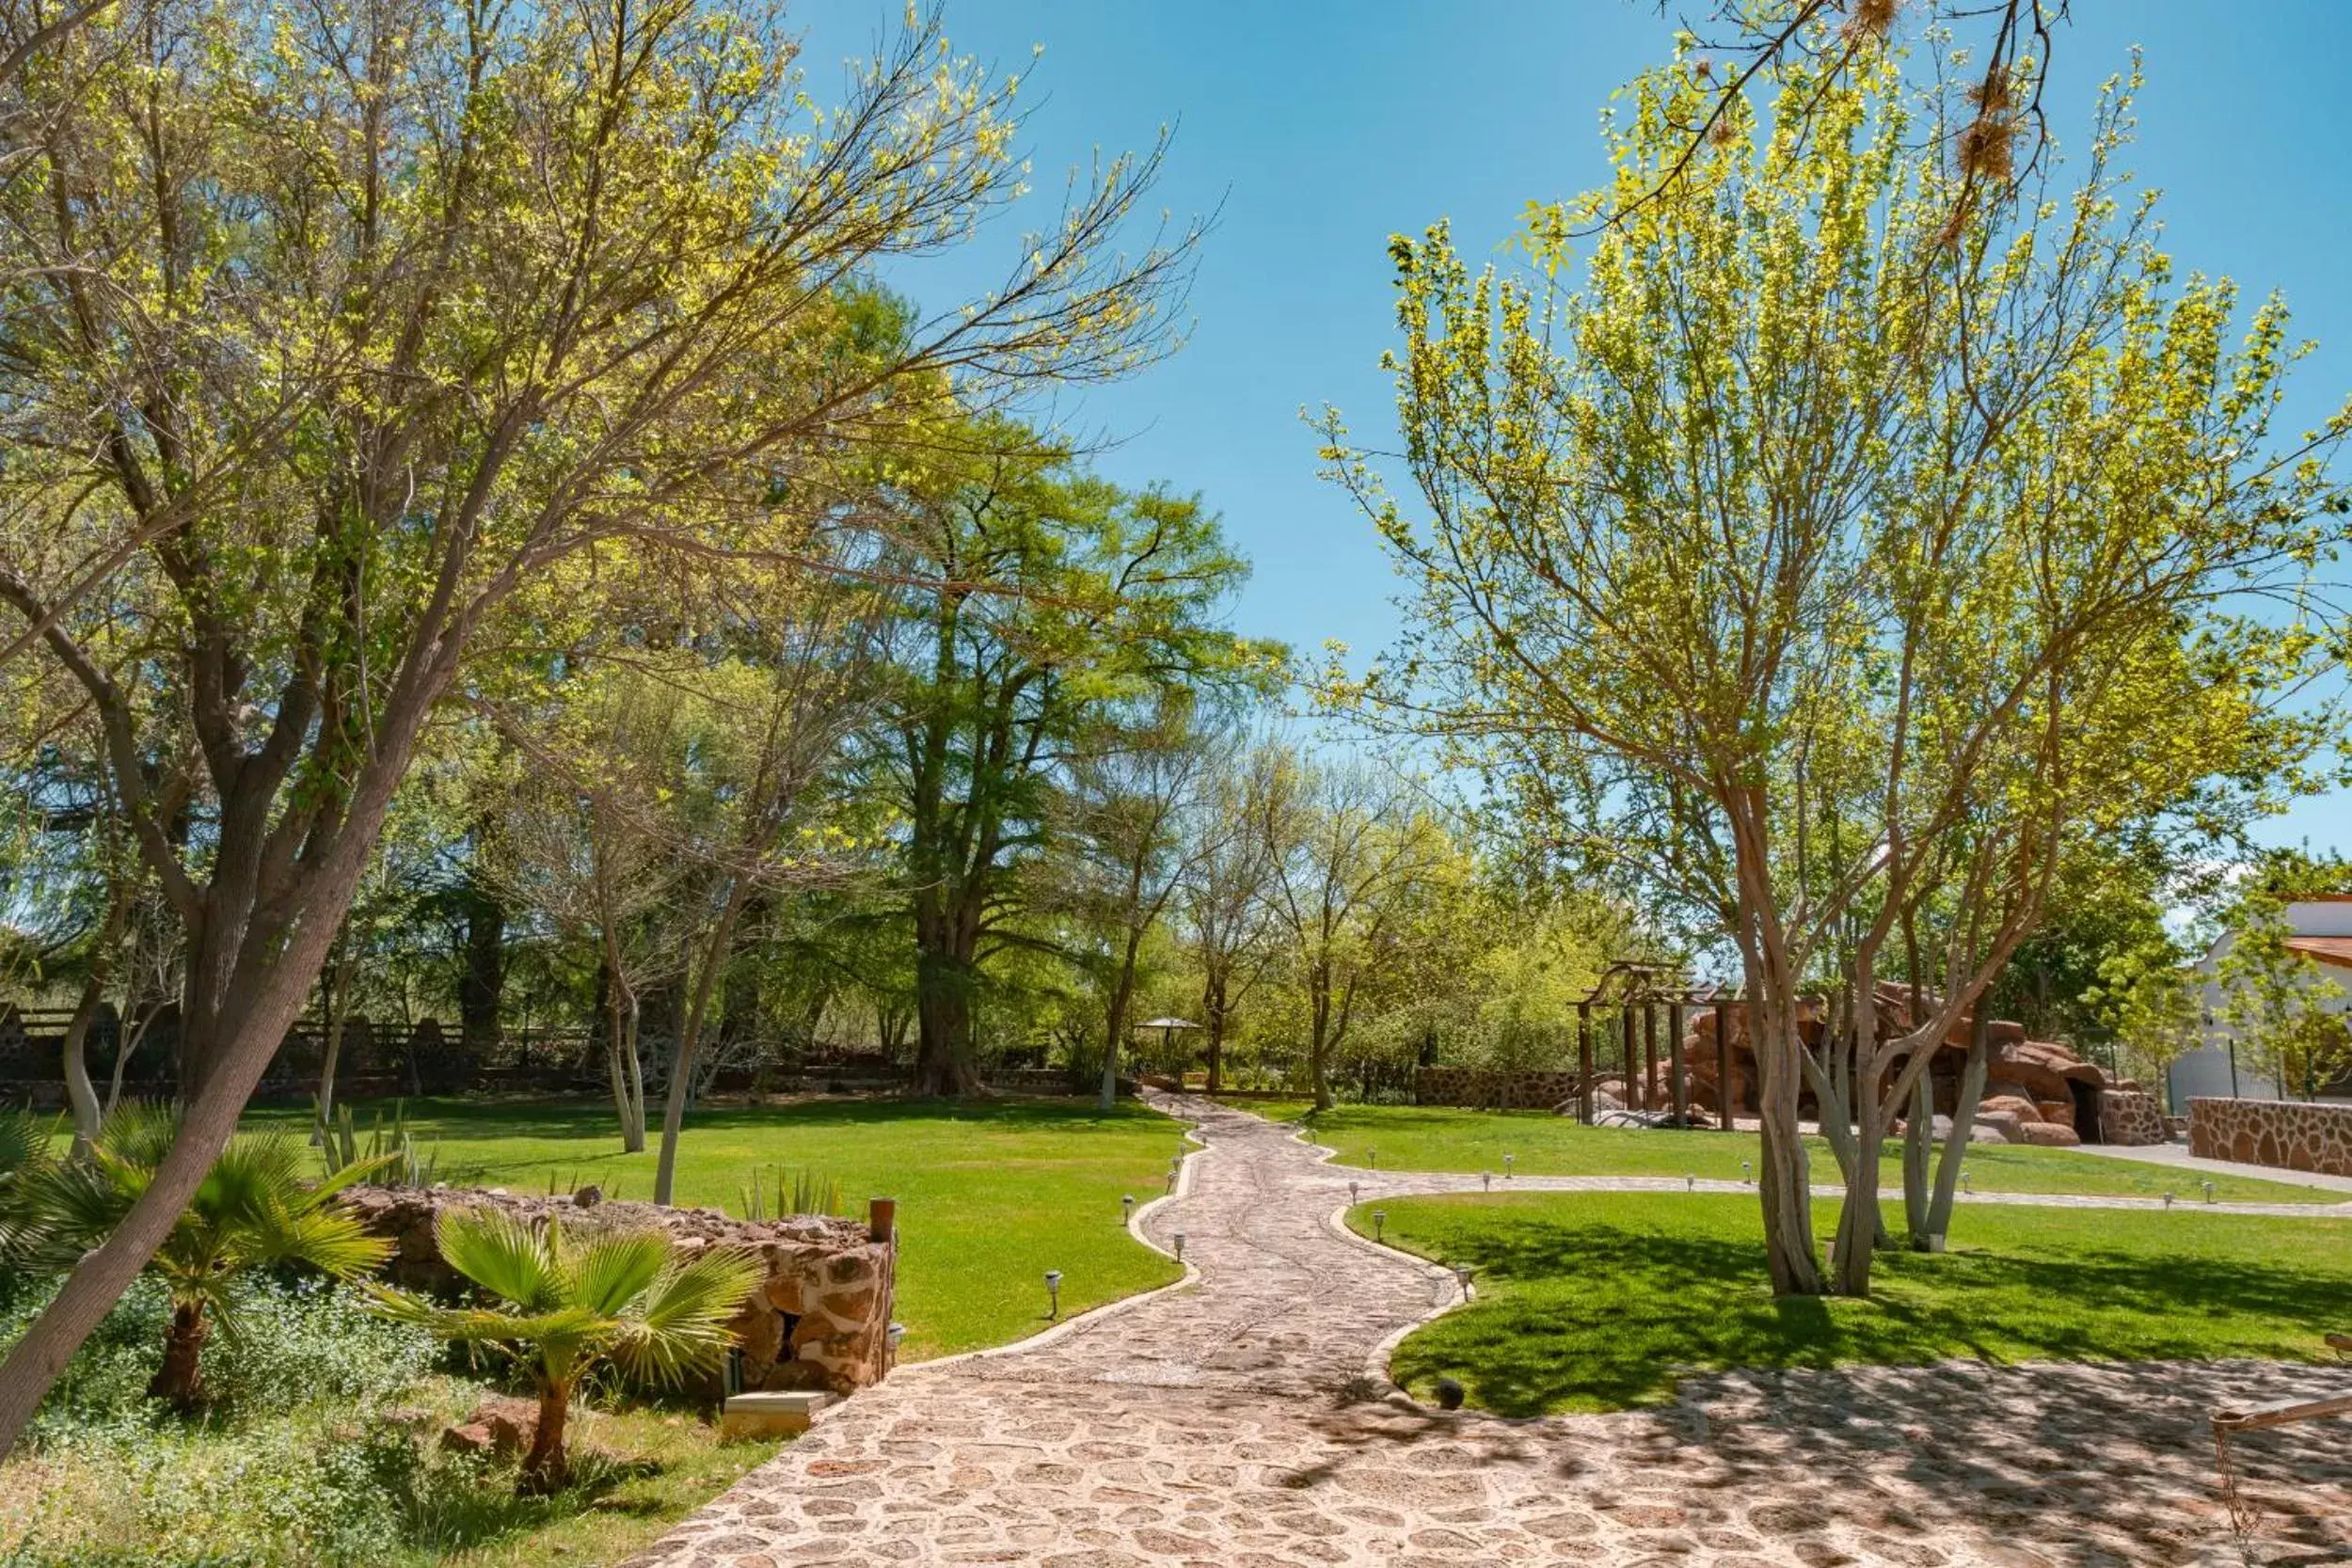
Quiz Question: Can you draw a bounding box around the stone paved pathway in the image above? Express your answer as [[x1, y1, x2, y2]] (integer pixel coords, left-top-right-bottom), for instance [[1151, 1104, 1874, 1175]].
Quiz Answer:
[[633, 1095, 2352, 1567]]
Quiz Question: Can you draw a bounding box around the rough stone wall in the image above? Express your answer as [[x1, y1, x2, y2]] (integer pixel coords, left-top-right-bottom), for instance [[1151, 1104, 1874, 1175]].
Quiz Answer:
[[339, 1185, 895, 1396], [1415, 1068, 1582, 1111], [2098, 1088, 2168, 1148], [2189, 1097, 2352, 1178]]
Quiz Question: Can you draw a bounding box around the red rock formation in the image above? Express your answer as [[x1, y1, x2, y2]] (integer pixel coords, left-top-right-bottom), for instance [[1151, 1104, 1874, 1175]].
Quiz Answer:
[[1678, 987, 2140, 1147]]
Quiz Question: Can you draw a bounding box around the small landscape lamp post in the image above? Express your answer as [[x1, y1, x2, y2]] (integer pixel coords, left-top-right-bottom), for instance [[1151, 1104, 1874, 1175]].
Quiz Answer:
[[1373, 1209, 1387, 1242], [1368, 1148, 1377, 1171], [1503, 1154, 1514, 1180], [1740, 1160, 1752, 1185], [1173, 1231, 1187, 1261], [1122, 1194, 1136, 1223], [886, 1323, 906, 1368], [1454, 1264, 1474, 1300], [2202, 1180, 2217, 1204], [1044, 1270, 1063, 1320], [1961, 1168, 1972, 1196], [1482, 1171, 1491, 1192], [2163, 1190, 2175, 1210], [1686, 1173, 1696, 1192], [1348, 1180, 1360, 1205]]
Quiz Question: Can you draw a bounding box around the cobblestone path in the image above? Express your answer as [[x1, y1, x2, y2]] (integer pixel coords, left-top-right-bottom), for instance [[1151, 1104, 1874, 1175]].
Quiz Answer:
[[634, 1096, 2352, 1567]]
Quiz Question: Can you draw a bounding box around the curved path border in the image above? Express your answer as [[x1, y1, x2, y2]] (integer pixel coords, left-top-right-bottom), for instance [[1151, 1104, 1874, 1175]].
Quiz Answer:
[[633, 1093, 2352, 1566]]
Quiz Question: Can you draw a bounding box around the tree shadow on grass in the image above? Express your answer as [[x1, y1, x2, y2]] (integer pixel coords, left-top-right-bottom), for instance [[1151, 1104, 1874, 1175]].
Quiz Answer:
[[1390, 1215, 2352, 1419]]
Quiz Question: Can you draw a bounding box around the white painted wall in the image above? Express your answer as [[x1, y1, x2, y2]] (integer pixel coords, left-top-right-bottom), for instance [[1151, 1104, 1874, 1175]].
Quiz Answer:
[[2169, 898, 2352, 1110]]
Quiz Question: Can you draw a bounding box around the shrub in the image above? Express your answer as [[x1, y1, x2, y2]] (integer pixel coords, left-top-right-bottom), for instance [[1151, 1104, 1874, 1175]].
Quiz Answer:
[[18, 1105, 393, 1408], [370, 1211, 760, 1492]]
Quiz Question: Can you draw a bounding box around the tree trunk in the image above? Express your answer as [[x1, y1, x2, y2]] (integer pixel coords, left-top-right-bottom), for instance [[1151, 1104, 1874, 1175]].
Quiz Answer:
[[1745, 967, 1823, 1295], [458, 881, 505, 1058], [312, 936, 358, 1147], [1920, 1008, 1992, 1246], [147, 1299, 212, 1409], [103, 1005, 145, 1120], [1099, 928, 1143, 1112], [1833, 973, 1888, 1296], [1201, 972, 1227, 1095], [601, 954, 646, 1154], [0, 820, 373, 1456], [1900, 1069, 1933, 1243], [1308, 974, 1334, 1113], [520, 1377, 571, 1495], [60, 974, 106, 1160], [656, 887, 751, 1206], [912, 904, 984, 1096]]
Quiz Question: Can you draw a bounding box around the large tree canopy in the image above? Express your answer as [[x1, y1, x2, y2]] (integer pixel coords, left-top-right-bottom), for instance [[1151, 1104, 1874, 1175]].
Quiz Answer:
[[0, 0, 1193, 1451], [1324, 40, 2352, 1294]]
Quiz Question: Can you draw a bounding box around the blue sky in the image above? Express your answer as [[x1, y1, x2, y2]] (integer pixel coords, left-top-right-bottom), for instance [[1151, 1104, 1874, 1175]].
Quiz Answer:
[[805, 2, 2351, 856]]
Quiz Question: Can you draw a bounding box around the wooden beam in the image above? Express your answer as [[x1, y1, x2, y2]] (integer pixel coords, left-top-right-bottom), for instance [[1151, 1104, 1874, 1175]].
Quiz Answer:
[[1577, 1003, 1594, 1126], [1669, 1002, 1687, 1126], [1715, 999, 1734, 1132], [2213, 1392, 2352, 1433]]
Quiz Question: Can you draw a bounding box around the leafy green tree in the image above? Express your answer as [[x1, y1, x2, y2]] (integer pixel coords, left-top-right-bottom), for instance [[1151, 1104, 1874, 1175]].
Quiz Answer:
[[871, 439, 1276, 1095], [1177, 741, 1287, 1093], [2214, 850, 2352, 1100], [21, 1108, 389, 1409], [1326, 40, 2351, 1294], [1056, 701, 1220, 1108], [1258, 752, 1451, 1111], [0, 0, 1195, 1449], [369, 1209, 760, 1492]]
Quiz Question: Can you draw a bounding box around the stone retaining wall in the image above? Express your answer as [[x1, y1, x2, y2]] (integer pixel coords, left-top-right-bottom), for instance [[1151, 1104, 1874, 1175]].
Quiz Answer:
[[339, 1185, 896, 1396], [1415, 1068, 1581, 1111], [2189, 1097, 2352, 1178], [2098, 1088, 2168, 1148]]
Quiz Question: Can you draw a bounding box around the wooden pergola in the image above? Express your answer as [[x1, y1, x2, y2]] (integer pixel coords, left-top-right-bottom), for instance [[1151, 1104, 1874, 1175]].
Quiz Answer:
[[1572, 960, 1740, 1131]]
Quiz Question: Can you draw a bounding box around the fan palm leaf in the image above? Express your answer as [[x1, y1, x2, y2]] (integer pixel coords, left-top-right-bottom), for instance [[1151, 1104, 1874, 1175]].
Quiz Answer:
[[369, 1208, 762, 1491], [607, 1246, 764, 1388], [14, 1105, 395, 1407]]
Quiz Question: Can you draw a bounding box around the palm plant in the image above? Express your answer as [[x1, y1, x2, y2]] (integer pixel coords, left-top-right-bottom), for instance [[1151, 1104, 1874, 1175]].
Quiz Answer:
[[0, 1111, 56, 1265], [369, 1209, 760, 1492], [22, 1104, 393, 1408]]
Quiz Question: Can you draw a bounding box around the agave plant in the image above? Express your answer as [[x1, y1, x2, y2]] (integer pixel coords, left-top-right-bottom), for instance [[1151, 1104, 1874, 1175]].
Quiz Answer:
[[369, 1208, 760, 1492], [22, 1104, 393, 1408]]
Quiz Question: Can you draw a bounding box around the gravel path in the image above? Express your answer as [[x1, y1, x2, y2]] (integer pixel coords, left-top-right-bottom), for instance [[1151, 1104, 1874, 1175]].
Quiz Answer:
[[632, 1095, 2352, 1567]]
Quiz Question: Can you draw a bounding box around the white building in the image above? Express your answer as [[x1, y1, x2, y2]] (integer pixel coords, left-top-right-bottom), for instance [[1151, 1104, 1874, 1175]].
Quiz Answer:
[[2169, 895, 2352, 1107]]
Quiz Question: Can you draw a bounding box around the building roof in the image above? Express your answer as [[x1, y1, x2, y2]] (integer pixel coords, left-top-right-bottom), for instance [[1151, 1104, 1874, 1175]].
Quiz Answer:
[[2286, 936, 2352, 972]]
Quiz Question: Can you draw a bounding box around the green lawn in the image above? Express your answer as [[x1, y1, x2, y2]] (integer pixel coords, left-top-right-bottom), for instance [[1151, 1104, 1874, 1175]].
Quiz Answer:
[[252, 1095, 1186, 1360], [1362, 1191, 2352, 1416], [1277, 1102, 2328, 1203]]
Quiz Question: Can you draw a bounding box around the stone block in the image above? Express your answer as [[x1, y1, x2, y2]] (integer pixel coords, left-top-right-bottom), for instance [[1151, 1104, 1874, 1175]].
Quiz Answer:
[[721, 1390, 831, 1440]]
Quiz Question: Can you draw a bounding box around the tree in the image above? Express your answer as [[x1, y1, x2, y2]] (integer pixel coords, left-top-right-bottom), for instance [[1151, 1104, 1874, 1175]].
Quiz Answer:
[[649, 586, 882, 1205], [872, 439, 1275, 1095], [1327, 40, 2351, 1294], [21, 1109, 389, 1409], [0, 0, 1194, 1449], [1178, 741, 1286, 1093], [487, 670, 705, 1152], [1057, 701, 1219, 1108], [369, 1209, 759, 1493], [2213, 850, 2352, 1100], [1260, 754, 1449, 1112]]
